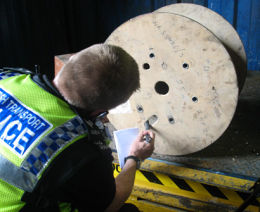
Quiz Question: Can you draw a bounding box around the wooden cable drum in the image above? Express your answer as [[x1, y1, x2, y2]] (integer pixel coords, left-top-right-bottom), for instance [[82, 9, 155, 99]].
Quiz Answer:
[[155, 3, 247, 92], [105, 11, 240, 156]]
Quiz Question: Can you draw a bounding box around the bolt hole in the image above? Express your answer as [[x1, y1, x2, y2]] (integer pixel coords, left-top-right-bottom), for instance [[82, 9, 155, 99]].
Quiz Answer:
[[143, 63, 150, 70], [168, 116, 175, 124], [149, 53, 155, 58], [183, 63, 189, 69], [192, 97, 198, 102], [155, 81, 169, 95], [136, 105, 143, 113]]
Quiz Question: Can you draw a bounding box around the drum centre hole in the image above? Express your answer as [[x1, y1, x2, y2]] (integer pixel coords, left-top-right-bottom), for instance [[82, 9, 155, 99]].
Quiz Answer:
[[155, 81, 169, 95]]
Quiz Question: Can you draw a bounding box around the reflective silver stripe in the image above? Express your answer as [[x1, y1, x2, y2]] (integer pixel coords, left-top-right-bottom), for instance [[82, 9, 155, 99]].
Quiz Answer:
[[0, 116, 88, 192], [21, 116, 88, 177], [0, 71, 22, 80], [0, 153, 37, 192]]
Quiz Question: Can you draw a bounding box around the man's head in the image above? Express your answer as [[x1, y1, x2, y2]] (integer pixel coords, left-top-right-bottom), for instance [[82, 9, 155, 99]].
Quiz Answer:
[[53, 44, 140, 113]]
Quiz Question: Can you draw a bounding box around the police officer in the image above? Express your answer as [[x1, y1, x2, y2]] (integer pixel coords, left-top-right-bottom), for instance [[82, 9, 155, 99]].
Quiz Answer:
[[0, 44, 155, 211]]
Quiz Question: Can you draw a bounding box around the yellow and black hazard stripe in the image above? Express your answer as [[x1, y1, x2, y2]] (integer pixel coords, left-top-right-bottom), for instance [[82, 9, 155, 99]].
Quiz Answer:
[[139, 169, 260, 207], [112, 161, 260, 212]]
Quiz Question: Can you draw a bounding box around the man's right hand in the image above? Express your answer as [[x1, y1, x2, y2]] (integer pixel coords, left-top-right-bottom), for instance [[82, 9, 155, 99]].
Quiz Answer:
[[106, 130, 155, 212], [129, 130, 155, 161]]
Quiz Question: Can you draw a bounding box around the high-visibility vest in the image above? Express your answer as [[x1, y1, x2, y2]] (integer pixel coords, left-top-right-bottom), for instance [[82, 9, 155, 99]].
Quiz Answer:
[[0, 71, 88, 211]]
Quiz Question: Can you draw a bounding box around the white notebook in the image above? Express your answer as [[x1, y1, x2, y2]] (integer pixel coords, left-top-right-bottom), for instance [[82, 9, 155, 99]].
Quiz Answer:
[[113, 127, 139, 169]]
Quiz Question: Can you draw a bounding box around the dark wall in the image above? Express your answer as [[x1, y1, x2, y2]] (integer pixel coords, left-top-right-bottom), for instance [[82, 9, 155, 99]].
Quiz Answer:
[[0, 0, 259, 79], [0, 0, 101, 78], [97, 0, 260, 71]]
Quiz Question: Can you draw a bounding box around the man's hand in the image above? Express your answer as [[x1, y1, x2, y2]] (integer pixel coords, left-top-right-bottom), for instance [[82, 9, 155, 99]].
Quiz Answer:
[[105, 130, 155, 212], [129, 130, 155, 160]]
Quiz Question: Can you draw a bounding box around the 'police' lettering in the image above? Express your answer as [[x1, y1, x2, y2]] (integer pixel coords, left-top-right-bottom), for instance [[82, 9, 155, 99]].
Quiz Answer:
[[0, 88, 52, 158], [13, 127, 35, 155], [1, 120, 22, 142]]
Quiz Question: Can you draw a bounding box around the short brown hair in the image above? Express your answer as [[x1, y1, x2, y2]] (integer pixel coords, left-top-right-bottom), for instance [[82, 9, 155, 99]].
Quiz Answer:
[[54, 44, 140, 111]]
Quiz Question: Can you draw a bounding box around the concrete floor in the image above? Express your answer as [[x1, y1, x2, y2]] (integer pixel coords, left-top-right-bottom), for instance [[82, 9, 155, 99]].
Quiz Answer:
[[152, 70, 260, 178]]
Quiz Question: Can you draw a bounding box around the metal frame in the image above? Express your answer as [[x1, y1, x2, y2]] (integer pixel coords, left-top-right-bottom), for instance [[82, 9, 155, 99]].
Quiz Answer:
[[113, 157, 260, 211]]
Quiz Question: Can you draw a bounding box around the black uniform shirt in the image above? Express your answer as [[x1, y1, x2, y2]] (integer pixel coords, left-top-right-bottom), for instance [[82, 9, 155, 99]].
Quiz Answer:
[[21, 74, 116, 211]]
